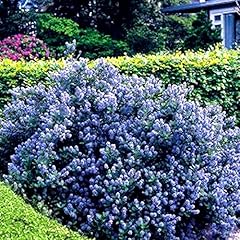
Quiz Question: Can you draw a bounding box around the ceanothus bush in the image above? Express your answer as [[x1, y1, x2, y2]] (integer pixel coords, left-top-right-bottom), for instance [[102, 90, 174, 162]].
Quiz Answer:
[[0, 59, 240, 240]]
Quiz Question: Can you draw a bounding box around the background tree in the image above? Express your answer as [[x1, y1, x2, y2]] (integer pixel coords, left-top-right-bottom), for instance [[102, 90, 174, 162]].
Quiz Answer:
[[123, 0, 220, 53], [47, 0, 140, 38], [0, 0, 39, 39], [0, 0, 19, 36], [162, 0, 190, 7], [183, 11, 221, 50], [0, 0, 221, 55]]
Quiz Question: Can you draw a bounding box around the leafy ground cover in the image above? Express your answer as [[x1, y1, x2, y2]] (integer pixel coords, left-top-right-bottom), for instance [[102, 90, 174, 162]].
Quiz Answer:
[[0, 182, 90, 240]]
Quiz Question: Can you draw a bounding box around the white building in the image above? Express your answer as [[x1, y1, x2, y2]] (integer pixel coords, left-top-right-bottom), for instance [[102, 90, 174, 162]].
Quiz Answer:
[[162, 0, 240, 48]]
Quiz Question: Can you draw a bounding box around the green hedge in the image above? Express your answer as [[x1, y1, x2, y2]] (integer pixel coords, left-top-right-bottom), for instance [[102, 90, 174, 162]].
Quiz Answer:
[[0, 47, 239, 123], [0, 182, 90, 240], [106, 47, 240, 123], [0, 58, 65, 108]]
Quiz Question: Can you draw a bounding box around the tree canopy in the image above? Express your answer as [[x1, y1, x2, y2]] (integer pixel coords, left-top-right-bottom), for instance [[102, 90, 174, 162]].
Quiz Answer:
[[0, 0, 220, 53]]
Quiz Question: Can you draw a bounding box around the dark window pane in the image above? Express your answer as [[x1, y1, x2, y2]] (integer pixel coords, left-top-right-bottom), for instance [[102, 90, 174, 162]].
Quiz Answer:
[[214, 15, 221, 21]]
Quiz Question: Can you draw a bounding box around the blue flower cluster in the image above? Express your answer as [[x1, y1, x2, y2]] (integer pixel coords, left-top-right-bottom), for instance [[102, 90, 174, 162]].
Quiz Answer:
[[1, 59, 240, 239]]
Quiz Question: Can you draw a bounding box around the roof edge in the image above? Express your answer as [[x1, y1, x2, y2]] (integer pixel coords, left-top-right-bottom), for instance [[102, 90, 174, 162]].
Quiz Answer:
[[162, 1, 236, 14]]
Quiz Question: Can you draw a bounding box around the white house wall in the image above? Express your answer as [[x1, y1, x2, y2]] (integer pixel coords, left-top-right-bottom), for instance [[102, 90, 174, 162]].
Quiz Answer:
[[209, 7, 237, 44]]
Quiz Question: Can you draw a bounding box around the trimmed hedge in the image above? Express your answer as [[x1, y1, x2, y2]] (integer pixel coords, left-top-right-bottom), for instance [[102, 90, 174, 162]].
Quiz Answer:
[[0, 182, 90, 240], [0, 47, 239, 122], [0, 58, 65, 108], [106, 47, 240, 123]]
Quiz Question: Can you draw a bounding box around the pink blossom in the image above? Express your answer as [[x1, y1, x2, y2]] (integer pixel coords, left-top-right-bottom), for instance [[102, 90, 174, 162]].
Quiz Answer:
[[0, 34, 50, 61]]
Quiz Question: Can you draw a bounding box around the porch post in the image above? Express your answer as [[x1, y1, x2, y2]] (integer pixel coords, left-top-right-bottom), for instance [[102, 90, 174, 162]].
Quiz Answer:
[[224, 13, 235, 48]]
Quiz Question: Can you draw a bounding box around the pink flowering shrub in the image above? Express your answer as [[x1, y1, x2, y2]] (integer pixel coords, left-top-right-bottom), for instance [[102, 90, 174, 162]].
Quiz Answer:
[[0, 34, 50, 61]]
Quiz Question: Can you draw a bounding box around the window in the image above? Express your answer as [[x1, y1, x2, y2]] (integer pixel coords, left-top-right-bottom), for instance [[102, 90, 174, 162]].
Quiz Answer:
[[215, 24, 221, 29], [214, 15, 221, 21]]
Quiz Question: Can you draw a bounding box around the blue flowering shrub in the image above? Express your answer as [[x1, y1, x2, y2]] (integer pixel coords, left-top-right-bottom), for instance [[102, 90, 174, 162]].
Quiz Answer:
[[1, 59, 240, 240]]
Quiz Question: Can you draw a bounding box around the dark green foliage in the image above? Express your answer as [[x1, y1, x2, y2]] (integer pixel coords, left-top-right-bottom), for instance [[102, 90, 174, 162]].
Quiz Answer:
[[162, 0, 190, 7], [35, 14, 130, 59], [0, 10, 37, 39], [46, 0, 93, 28], [77, 28, 130, 59], [36, 13, 81, 57], [126, 24, 167, 54], [162, 14, 196, 50], [124, 1, 220, 53], [45, 0, 191, 39], [47, 0, 136, 38], [124, 0, 166, 54], [149, 11, 220, 52], [0, 0, 19, 25], [183, 11, 222, 50]]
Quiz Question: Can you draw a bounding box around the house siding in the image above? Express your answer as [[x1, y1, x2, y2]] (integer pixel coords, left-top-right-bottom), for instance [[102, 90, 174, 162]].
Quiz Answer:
[[209, 7, 237, 45], [162, 0, 240, 48]]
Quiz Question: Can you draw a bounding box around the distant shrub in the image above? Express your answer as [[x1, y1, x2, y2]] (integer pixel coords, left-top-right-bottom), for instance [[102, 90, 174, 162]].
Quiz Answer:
[[0, 58, 65, 108], [126, 24, 166, 54], [1, 60, 240, 239], [0, 10, 37, 40], [183, 11, 221, 51], [106, 47, 240, 124], [0, 34, 50, 61], [160, 12, 221, 51], [77, 28, 130, 59], [36, 14, 129, 59], [36, 13, 80, 57]]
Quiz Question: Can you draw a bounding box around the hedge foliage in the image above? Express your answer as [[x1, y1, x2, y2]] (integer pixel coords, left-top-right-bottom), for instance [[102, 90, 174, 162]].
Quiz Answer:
[[1, 60, 240, 239], [0, 47, 239, 122], [0, 182, 90, 240], [0, 58, 65, 108], [106, 47, 240, 123]]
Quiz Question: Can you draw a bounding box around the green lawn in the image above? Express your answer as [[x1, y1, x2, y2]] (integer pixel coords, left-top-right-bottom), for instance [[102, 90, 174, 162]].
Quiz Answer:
[[0, 182, 90, 240]]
